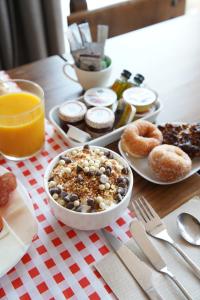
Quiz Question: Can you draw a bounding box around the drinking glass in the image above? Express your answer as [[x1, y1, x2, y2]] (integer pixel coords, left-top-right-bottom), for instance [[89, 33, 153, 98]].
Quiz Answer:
[[0, 79, 45, 161]]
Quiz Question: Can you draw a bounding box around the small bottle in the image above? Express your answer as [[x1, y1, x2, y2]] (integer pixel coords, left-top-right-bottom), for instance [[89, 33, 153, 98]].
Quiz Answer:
[[133, 73, 145, 86], [111, 70, 132, 99]]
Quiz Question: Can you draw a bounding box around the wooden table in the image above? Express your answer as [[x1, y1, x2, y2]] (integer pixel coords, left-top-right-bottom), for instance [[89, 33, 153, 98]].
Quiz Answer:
[[6, 13, 200, 217], [7, 56, 83, 114], [105, 13, 200, 124]]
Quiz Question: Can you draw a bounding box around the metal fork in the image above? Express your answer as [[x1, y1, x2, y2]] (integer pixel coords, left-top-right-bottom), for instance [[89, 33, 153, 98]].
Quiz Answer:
[[133, 196, 200, 280]]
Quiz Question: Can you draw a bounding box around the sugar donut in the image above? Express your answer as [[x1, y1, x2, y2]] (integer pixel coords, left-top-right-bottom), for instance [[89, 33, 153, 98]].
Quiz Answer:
[[121, 120, 163, 157], [148, 144, 192, 182], [0, 216, 3, 231]]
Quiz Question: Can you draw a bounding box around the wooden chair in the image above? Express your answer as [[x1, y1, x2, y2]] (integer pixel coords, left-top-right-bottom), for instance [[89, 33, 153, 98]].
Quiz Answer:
[[68, 0, 186, 40]]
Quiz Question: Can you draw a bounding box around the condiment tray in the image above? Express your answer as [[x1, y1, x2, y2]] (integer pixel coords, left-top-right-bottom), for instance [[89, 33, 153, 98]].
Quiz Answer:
[[118, 141, 200, 185], [49, 99, 163, 148]]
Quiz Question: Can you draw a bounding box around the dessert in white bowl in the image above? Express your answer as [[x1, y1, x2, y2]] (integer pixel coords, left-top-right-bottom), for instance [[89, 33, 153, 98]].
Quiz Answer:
[[44, 145, 133, 230]]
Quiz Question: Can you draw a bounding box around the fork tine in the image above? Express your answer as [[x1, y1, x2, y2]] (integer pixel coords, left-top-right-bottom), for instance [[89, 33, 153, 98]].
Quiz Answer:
[[140, 196, 159, 219], [131, 199, 148, 223], [137, 197, 153, 221]]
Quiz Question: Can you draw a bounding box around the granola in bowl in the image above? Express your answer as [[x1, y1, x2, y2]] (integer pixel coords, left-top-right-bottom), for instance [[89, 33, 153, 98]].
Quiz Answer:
[[47, 145, 130, 213]]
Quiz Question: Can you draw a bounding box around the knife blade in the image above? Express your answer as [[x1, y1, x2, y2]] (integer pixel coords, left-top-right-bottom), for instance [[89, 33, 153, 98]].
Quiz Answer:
[[129, 219, 167, 271], [102, 230, 163, 300]]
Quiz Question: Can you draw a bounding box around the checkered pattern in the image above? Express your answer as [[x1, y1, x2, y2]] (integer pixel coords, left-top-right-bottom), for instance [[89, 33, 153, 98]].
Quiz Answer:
[[0, 72, 133, 299]]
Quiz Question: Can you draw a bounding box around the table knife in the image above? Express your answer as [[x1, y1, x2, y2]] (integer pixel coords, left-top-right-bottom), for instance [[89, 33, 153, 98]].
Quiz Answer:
[[102, 230, 163, 300], [130, 220, 193, 300]]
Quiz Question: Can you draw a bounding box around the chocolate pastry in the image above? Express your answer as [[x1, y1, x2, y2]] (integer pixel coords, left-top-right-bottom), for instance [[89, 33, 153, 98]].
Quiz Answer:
[[158, 123, 200, 158]]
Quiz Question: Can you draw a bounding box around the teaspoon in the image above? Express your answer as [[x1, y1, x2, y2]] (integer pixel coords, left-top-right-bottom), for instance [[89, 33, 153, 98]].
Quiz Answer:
[[177, 213, 200, 246]]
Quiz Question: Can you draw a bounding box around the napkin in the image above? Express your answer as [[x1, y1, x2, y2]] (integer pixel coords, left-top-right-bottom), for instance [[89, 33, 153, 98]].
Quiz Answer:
[[0, 220, 28, 277], [95, 197, 200, 300]]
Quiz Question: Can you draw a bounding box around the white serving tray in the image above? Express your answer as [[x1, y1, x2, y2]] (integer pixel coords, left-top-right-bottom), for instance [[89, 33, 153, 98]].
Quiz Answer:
[[49, 99, 163, 148], [118, 141, 200, 185]]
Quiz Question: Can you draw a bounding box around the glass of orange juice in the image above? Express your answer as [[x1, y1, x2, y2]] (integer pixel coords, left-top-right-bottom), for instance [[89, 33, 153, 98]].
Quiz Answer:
[[0, 79, 45, 160]]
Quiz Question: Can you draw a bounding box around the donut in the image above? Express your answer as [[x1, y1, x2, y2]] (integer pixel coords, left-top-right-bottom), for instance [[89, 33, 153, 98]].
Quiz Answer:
[[148, 144, 192, 182], [0, 216, 3, 231], [121, 120, 163, 157]]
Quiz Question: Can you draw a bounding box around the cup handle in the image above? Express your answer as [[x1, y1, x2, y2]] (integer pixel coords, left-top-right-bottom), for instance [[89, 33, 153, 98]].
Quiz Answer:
[[63, 63, 79, 83]]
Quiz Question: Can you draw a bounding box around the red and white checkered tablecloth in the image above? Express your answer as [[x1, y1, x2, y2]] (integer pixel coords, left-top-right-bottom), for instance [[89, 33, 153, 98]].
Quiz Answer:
[[0, 71, 133, 300]]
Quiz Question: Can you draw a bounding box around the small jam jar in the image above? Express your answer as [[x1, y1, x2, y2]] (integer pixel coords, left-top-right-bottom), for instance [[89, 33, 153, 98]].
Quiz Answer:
[[123, 87, 157, 113], [84, 87, 117, 111], [58, 100, 87, 131], [85, 107, 115, 137]]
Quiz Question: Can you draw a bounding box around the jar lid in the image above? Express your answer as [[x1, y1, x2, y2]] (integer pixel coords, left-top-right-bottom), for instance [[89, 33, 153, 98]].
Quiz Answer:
[[123, 87, 157, 107], [58, 101, 87, 123], [122, 69, 132, 80], [84, 87, 117, 107], [134, 74, 145, 85], [85, 107, 115, 129]]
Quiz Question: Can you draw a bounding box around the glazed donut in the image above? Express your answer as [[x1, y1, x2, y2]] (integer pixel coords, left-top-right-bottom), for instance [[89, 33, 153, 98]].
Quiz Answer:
[[121, 120, 163, 157], [148, 144, 192, 182]]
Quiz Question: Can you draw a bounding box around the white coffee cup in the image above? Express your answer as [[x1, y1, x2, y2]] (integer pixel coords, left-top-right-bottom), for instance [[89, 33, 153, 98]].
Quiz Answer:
[[63, 56, 112, 90]]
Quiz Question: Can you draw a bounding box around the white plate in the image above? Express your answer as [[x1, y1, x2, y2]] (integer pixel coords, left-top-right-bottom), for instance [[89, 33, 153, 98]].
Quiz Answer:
[[118, 141, 200, 185], [0, 166, 37, 277]]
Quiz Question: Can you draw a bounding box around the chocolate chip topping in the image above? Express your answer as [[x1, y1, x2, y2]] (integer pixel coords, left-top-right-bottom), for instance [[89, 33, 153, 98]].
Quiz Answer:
[[105, 151, 114, 159], [59, 156, 72, 164], [95, 171, 101, 176], [118, 182, 126, 188], [66, 202, 74, 209], [116, 176, 129, 188], [115, 193, 123, 202], [75, 206, 82, 212], [87, 198, 94, 207], [122, 167, 129, 175], [116, 177, 124, 184], [61, 191, 68, 198], [117, 187, 126, 196], [105, 166, 112, 176], [49, 187, 61, 195], [87, 171, 95, 177], [83, 144, 90, 150], [69, 194, 79, 201], [76, 165, 83, 173], [64, 195, 71, 202], [48, 176, 54, 182]]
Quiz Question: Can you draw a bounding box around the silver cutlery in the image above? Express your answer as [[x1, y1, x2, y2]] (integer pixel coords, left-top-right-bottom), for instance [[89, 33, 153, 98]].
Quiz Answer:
[[130, 219, 193, 300], [177, 213, 200, 246], [102, 230, 163, 300], [133, 196, 200, 280]]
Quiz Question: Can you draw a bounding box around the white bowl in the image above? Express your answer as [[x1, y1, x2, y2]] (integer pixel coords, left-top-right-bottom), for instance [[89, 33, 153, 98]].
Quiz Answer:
[[44, 146, 133, 230]]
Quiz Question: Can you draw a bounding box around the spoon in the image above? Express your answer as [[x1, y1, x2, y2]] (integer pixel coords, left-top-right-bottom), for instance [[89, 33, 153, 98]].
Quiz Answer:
[[177, 213, 200, 246]]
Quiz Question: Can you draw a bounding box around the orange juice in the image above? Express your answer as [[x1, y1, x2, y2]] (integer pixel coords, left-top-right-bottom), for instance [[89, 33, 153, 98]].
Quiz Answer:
[[0, 92, 44, 158]]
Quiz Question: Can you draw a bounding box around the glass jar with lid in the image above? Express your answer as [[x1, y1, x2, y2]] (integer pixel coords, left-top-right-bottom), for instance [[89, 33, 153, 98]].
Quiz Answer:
[[83, 87, 117, 111], [58, 100, 87, 131], [85, 106, 115, 138]]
